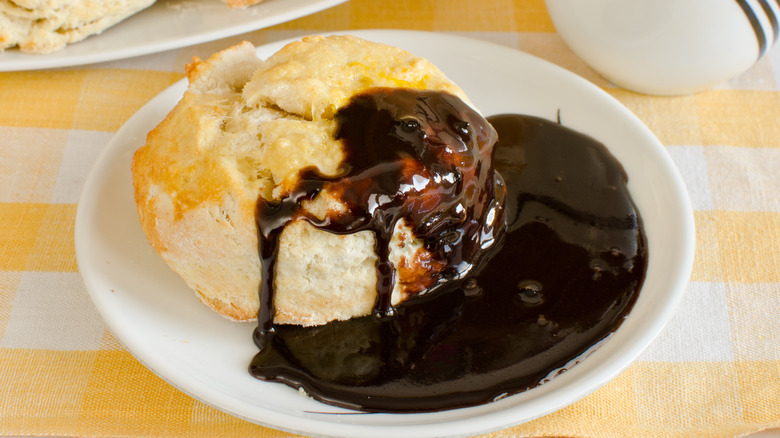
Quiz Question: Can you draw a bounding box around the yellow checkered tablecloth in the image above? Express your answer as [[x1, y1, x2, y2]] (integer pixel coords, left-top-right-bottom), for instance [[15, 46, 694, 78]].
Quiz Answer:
[[1, 0, 779, 437]]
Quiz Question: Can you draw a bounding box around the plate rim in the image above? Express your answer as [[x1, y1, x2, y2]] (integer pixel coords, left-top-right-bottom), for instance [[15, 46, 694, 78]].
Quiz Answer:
[[75, 29, 695, 437]]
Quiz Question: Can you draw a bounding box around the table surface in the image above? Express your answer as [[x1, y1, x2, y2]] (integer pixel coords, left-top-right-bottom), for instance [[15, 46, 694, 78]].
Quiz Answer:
[[1, 1, 779, 437]]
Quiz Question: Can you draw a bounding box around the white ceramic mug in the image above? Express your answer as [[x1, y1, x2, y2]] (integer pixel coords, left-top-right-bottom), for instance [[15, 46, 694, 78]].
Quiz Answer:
[[546, 0, 779, 95]]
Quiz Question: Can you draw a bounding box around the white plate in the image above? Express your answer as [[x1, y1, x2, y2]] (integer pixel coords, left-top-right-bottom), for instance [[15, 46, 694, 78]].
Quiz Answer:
[[0, 0, 345, 71], [75, 30, 695, 437]]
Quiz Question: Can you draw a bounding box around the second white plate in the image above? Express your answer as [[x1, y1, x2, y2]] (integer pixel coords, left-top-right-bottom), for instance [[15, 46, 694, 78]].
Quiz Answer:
[[0, 0, 346, 71], [75, 30, 695, 437]]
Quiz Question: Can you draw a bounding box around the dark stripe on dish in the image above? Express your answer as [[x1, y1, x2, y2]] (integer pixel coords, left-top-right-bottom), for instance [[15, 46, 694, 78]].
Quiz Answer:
[[758, 0, 779, 43], [735, 0, 768, 58]]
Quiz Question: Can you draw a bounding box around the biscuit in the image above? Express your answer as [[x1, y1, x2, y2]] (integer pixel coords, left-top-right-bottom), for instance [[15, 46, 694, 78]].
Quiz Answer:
[[0, 0, 155, 54], [132, 36, 476, 325]]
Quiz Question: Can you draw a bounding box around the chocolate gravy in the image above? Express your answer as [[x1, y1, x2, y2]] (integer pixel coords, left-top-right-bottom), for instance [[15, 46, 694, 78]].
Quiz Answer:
[[250, 90, 647, 413]]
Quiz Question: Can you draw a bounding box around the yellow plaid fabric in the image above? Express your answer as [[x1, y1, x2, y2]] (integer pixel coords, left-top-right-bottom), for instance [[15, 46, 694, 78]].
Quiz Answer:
[[1, 0, 779, 436]]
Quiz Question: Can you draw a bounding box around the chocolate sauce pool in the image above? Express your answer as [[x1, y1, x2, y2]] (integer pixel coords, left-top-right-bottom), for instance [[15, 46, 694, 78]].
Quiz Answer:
[[250, 90, 647, 413]]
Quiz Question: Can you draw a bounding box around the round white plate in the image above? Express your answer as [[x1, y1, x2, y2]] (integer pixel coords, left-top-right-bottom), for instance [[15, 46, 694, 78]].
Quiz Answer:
[[75, 30, 695, 437], [0, 0, 345, 72]]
